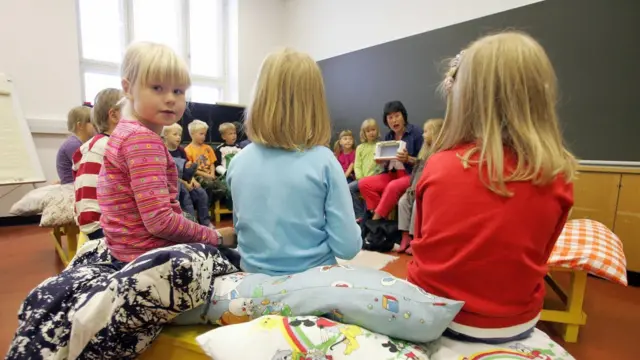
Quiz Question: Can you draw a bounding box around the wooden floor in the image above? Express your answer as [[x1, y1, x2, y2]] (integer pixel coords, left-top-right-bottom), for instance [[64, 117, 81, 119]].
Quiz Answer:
[[1, 223, 639, 359]]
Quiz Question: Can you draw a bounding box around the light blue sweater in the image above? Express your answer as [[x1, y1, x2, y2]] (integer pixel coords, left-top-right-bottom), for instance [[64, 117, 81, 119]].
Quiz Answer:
[[226, 143, 362, 275]]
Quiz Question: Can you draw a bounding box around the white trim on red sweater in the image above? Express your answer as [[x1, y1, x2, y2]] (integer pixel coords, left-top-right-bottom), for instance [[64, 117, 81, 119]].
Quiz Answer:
[[449, 312, 540, 339]]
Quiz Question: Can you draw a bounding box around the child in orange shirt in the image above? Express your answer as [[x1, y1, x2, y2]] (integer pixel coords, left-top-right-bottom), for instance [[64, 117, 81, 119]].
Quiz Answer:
[[185, 119, 227, 205]]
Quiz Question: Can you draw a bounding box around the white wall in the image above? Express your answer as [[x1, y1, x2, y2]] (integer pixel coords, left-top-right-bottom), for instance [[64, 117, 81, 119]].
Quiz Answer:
[[285, 0, 544, 61], [0, 0, 79, 217], [235, 0, 286, 105], [0, 0, 287, 217], [0, 0, 82, 123]]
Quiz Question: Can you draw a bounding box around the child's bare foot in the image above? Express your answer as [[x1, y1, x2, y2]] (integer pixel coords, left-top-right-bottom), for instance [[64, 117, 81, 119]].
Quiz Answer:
[[405, 244, 413, 255], [216, 227, 237, 248], [398, 232, 411, 253]]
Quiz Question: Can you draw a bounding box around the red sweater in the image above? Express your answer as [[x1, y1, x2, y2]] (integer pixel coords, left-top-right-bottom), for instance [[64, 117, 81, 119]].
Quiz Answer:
[[408, 144, 573, 333]]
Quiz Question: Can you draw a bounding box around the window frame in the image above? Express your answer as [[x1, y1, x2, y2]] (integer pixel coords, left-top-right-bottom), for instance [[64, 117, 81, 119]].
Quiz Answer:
[[75, 0, 229, 104]]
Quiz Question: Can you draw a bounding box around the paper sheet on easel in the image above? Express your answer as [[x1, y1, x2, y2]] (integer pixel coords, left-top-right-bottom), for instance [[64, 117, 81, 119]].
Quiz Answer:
[[0, 73, 46, 185]]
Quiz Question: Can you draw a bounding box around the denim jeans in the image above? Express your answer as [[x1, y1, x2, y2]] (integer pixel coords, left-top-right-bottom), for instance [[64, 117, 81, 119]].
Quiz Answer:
[[349, 180, 366, 219], [179, 183, 212, 226]]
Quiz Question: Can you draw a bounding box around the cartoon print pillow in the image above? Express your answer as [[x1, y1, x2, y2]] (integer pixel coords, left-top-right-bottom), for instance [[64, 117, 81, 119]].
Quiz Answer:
[[196, 315, 431, 360], [174, 265, 464, 343], [426, 327, 575, 360]]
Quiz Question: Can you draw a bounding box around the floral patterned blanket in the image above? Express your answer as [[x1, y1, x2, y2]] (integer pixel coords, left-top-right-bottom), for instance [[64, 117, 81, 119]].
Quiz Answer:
[[5, 239, 239, 360]]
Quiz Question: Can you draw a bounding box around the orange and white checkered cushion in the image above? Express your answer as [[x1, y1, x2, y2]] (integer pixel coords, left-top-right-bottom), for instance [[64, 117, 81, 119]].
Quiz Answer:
[[548, 219, 627, 285]]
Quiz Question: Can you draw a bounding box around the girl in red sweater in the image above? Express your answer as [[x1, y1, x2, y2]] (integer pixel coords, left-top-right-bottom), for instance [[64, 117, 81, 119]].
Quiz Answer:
[[408, 31, 577, 343]]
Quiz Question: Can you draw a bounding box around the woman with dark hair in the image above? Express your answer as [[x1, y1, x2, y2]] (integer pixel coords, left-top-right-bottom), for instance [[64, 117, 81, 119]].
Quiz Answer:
[[357, 101, 424, 223]]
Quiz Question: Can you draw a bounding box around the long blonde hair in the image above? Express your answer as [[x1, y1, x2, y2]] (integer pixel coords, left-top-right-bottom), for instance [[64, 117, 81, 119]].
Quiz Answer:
[[418, 118, 444, 160], [120, 42, 191, 119], [333, 130, 355, 157], [434, 31, 577, 196], [359, 118, 380, 143], [245, 48, 331, 151]]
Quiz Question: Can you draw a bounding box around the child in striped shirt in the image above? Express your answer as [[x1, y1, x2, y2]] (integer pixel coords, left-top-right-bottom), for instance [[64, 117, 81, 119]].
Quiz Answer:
[[96, 42, 236, 262], [72, 88, 124, 240]]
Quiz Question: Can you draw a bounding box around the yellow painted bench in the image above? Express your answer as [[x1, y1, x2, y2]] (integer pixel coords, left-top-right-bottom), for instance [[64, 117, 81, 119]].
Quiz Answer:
[[541, 267, 588, 343], [211, 200, 232, 225], [51, 224, 80, 266]]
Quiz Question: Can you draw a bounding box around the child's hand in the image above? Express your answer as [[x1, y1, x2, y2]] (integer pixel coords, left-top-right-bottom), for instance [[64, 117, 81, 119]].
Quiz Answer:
[[186, 161, 193, 168], [217, 227, 237, 247], [192, 179, 201, 188], [185, 182, 194, 191]]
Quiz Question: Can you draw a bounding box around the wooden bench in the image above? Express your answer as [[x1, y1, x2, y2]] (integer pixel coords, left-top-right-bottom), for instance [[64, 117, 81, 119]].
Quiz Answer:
[[541, 267, 588, 343], [211, 201, 231, 226], [51, 224, 80, 266]]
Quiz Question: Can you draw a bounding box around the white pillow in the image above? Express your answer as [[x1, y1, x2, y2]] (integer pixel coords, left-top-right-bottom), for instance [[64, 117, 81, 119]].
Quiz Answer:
[[196, 315, 575, 360], [426, 328, 575, 360], [9, 184, 60, 216], [39, 184, 75, 227], [196, 315, 430, 360]]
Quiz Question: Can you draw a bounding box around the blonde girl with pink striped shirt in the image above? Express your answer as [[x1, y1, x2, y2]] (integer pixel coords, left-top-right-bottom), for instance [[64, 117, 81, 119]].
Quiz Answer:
[[97, 42, 236, 262]]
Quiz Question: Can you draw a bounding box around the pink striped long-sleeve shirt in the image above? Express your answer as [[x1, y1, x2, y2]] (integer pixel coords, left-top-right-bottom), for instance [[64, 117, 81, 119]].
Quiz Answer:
[[98, 118, 219, 262]]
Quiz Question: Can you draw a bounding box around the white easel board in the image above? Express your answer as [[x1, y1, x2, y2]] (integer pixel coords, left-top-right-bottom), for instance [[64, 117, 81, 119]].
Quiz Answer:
[[0, 73, 46, 185]]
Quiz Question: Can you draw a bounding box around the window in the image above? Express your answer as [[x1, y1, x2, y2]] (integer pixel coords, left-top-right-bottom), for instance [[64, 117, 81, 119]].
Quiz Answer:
[[77, 0, 226, 104], [83, 73, 122, 103]]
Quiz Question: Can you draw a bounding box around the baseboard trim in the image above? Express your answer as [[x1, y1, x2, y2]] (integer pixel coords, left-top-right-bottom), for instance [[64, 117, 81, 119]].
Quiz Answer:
[[0, 215, 41, 227]]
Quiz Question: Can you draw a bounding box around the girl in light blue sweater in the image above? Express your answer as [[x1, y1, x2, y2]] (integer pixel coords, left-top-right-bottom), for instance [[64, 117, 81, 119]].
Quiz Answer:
[[226, 49, 362, 276]]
